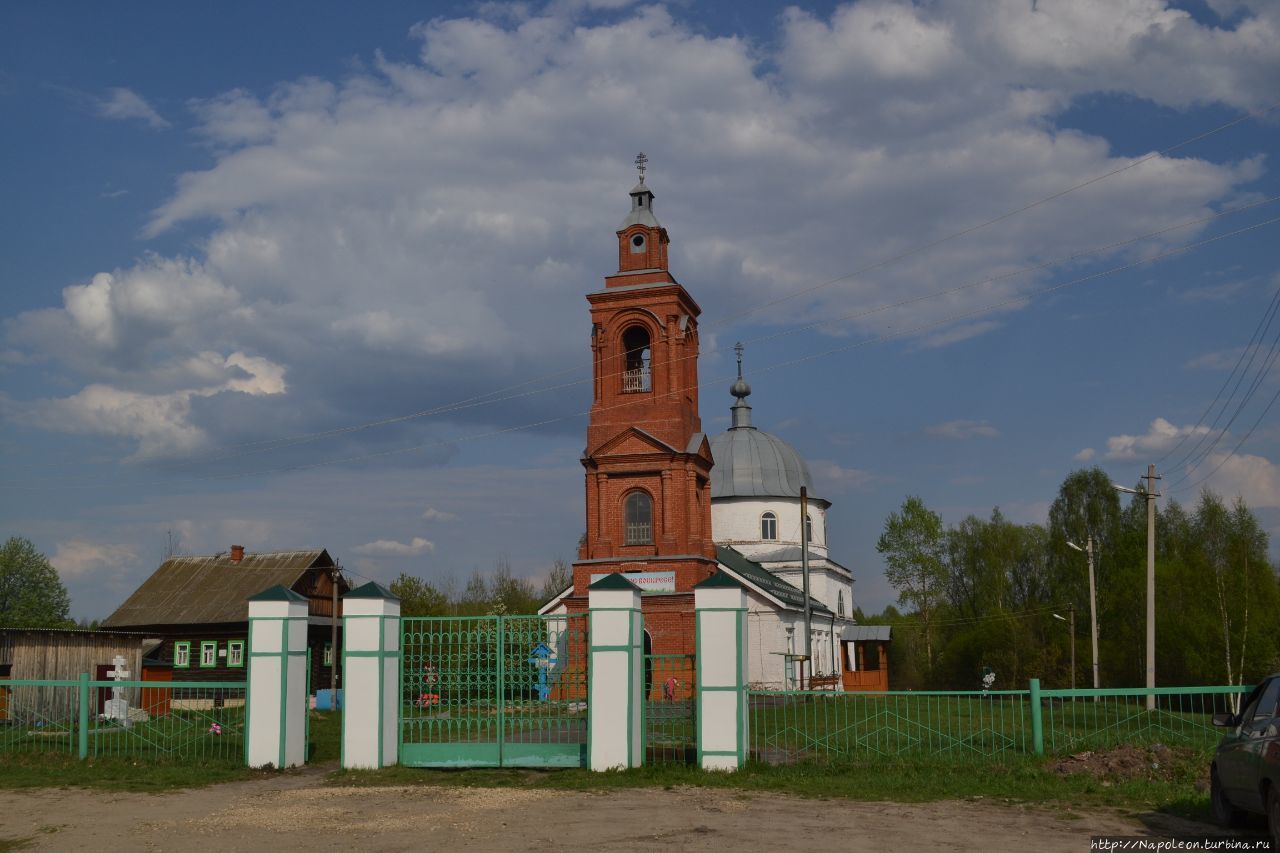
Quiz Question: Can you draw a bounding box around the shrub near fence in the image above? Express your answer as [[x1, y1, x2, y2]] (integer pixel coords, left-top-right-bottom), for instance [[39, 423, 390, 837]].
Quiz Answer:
[[0, 677, 247, 763], [749, 683, 1250, 764]]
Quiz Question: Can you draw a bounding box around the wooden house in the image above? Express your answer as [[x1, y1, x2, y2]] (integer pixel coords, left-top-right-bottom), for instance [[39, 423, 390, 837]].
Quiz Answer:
[[0, 627, 157, 722], [101, 546, 350, 692]]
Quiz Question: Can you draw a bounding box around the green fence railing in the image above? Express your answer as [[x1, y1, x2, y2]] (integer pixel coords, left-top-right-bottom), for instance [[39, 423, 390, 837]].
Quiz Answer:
[[749, 682, 1250, 764], [0, 677, 247, 763]]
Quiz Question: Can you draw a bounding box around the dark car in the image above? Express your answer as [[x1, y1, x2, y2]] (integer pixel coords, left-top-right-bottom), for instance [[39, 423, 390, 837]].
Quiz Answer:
[[1210, 672, 1280, 846]]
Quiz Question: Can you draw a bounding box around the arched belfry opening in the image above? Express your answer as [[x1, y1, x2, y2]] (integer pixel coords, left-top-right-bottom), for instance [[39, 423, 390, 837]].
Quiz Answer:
[[621, 325, 651, 393]]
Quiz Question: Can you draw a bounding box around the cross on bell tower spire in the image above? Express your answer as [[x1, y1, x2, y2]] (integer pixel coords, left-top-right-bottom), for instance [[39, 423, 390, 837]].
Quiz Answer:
[[634, 151, 648, 184]]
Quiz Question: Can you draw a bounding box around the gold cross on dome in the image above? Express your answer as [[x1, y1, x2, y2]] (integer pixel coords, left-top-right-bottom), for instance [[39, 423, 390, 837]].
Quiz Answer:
[[634, 152, 648, 182]]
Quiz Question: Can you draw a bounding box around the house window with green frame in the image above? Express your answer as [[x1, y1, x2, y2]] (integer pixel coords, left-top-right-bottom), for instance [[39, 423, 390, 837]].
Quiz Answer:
[[323, 641, 333, 667], [227, 640, 245, 668], [199, 640, 218, 668], [174, 641, 191, 668]]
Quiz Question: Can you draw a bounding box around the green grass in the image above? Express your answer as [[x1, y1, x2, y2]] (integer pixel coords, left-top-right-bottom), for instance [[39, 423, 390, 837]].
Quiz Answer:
[[330, 751, 1215, 822], [0, 750, 257, 791]]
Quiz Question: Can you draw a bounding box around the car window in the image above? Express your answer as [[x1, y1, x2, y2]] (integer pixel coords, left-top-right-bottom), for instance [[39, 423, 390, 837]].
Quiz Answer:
[[1252, 678, 1280, 721]]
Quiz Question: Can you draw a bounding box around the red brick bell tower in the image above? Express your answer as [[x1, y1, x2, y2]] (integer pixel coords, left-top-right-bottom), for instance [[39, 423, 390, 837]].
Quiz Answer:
[[570, 157, 717, 609]]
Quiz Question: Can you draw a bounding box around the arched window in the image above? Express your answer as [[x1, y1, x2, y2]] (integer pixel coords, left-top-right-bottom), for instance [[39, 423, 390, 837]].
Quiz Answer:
[[805, 513, 814, 542], [621, 326, 651, 393], [760, 511, 777, 541], [624, 491, 653, 545], [838, 590, 846, 618]]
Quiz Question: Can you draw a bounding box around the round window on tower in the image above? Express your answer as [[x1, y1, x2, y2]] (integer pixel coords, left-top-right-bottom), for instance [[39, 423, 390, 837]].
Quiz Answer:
[[630, 233, 645, 253]]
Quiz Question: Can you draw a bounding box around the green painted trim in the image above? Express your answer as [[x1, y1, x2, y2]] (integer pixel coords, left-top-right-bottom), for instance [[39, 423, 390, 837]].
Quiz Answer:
[[695, 607, 703, 766], [694, 607, 746, 613], [1029, 678, 1044, 756], [227, 640, 246, 668], [737, 610, 746, 764], [305, 646, 312, 762], [586, 613, 595, 764], [626, 609, 635, 768], [590, 644, 635, 652], [376, 614, 386, 769], [174, 640, 191, 668], [199, 640, 218, 668], [278, 618, 289, 768], [77, 672, 89, 760], [399, 742, 501, 767]]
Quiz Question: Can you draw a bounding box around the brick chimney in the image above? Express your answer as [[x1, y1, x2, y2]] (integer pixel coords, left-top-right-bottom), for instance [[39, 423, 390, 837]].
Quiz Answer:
[[230, 545, 245, 563]]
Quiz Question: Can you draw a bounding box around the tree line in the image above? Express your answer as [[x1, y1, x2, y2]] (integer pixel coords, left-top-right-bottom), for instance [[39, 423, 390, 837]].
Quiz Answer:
[[871, 468, 1280, 691], [389, 557, 572, 617]]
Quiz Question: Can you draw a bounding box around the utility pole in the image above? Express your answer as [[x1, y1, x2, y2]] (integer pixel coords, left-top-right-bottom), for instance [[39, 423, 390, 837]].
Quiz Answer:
[[1053, 608, 1076, 691], [1066, 536, 1099, 700], [331, 562, 341, 695], [800, 486, 812, 691], [1144, 464, 1160, 712]]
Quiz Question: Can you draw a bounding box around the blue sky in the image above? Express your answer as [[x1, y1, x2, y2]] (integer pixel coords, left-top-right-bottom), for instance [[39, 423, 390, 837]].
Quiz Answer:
[[2, 0, 1279, 621]]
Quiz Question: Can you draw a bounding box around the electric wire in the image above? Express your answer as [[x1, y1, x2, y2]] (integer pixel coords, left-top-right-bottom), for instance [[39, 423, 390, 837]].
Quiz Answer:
[[1155, 279, 1280, 467], [28, 193, 1280, 476], [8, 212, 1276, 491], [15, 104, 1272, 475]]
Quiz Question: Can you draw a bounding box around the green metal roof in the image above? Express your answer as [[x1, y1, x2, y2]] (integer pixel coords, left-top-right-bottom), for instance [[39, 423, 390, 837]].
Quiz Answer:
[[694, 570, 744, 590], [344, 581, 399, 601], [247, 584, 308, 603], [589, 572, 641, 591], [715, 545, 831, 614]]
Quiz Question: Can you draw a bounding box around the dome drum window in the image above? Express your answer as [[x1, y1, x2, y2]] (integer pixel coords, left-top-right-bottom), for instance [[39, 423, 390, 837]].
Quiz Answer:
[[760, 512, 777, 541], [624, 491, 653, 545], [630, 232, 646, 253]]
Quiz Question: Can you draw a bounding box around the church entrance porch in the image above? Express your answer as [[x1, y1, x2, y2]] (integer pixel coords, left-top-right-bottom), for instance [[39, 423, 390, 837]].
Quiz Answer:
[[399, 614, 589, 768]]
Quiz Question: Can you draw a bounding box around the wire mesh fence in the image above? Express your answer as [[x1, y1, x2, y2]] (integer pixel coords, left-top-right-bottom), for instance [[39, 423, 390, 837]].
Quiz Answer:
[[1039, 686, 1247, 753], [748, 684, 1250, 764], [399, 614, 589, 767], [0, 678, 246, 763], [750, 690, 1033, 763]]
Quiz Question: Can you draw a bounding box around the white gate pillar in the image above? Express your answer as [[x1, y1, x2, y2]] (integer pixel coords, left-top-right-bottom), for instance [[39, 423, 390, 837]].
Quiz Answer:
[[341, 582, 401, 769], [588, 573, 643, 771], [246, 586, 309, 769], [695, 572, 749, 771]]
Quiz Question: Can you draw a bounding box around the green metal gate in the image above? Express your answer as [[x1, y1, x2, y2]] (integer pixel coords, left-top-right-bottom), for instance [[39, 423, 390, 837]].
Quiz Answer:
[[399, 614, 588, 767], [643, 613, 697, 764]]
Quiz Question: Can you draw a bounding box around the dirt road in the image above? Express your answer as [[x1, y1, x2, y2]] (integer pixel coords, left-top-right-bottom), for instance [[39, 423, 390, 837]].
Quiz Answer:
[[0, 766, 1239, 852]]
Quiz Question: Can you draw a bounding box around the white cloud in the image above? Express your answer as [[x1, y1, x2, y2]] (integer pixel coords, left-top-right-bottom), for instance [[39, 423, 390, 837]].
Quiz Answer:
[[1187, 452, 1280, 508], [812, 461, 876, 494], [51, 541, 139, 579], [96, 87, 170, 129], [353, 536, 436, 556], [1074, 447, 1097, 461], [12, 352, 287, 460], [422, 507, 458, 523], [5, 2, 1277, 465], [1103, 417, 1210, 459], [926, 419, 1000, 440]]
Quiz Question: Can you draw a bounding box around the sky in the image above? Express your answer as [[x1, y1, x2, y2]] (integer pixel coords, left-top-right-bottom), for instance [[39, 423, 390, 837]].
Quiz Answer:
[[2, 0, 1279, 622]]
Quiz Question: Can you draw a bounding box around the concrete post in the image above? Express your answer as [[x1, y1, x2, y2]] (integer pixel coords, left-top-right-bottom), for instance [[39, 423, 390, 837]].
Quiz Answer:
[[341, 582, 401, 769], [588, 573, 643, 771], [695, 571, 749, 771], [246, 585, 309, 769]]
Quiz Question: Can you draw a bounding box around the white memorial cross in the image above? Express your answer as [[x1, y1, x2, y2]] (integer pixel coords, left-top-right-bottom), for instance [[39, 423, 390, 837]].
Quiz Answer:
[[104, 655, 132, 725]]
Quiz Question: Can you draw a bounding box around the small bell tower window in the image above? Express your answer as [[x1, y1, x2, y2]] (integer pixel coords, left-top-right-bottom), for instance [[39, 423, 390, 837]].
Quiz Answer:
[[621, 325, 651, 393]]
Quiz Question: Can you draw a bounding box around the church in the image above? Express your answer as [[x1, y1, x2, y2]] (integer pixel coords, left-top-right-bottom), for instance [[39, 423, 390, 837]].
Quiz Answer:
[[541, 161, 889, 691]]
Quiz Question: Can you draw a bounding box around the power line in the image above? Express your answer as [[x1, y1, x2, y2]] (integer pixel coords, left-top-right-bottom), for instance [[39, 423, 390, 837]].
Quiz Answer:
[[9, 212, 1276, 492], [1155, 280, 1280, 467], [15, 104, 1271, 476], [18, 193, 1279, 477]]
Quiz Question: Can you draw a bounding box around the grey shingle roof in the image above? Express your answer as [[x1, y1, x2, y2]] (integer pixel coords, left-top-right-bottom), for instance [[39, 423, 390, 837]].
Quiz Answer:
[[102, 549, 333, 627], [845, 625, 892, 641]]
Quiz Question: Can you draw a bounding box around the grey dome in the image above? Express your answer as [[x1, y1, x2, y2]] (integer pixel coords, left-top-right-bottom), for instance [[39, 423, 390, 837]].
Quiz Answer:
[[711, 344, 821, 500], [710, 427, 816, 499]]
